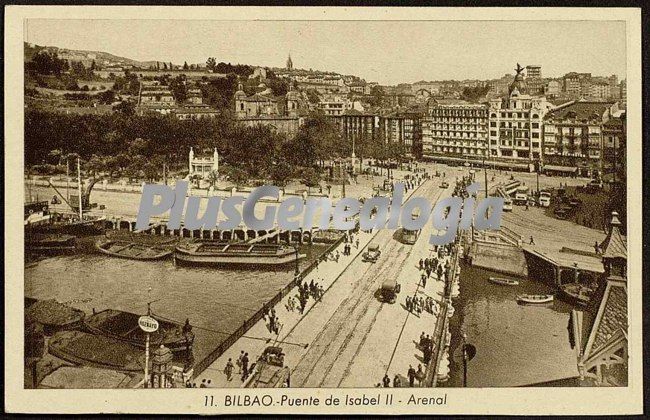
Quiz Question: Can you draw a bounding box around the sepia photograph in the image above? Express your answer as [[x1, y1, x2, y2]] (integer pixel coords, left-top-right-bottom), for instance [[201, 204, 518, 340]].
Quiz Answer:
[[5, 5, 643, 415]]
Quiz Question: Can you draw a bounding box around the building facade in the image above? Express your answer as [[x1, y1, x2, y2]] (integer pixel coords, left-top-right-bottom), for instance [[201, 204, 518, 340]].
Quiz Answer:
[[542, 100, 616, 177], [487, 65, 550, 167], [421, 99, 489, 161]]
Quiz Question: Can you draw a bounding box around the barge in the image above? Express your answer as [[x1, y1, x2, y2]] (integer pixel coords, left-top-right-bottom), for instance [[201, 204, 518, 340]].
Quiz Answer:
[[174, 240, 305, 268], [96, 239, 175, 260], [83, 309, 194, 353]]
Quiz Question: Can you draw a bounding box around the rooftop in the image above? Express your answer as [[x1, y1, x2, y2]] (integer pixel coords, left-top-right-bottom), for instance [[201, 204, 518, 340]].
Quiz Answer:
[[545, 101, 614, 121]]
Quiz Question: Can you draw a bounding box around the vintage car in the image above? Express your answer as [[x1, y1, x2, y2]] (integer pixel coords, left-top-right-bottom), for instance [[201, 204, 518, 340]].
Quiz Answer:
[[362, 243, 381, 263]]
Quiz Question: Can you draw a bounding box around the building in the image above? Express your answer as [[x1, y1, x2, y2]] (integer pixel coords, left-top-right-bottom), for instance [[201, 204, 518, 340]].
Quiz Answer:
[[619, 80, 626, 104], [421, 99, 489, 163], [526, 65, 542, 79], [563, 72, 592, 97], [286, 54, 293, 71], [379, 110, 422, 154], [542, 100, 616, 177], [489, 73, 515, 95], [602, 106, 626, 181], [328, 110, 379, 153], [487, 64, 550, 168], [589, 81, 611, 99], [570, 211, 627, 386], [233, 82, 306, 136], [189, 147, 219, 179], [546, 80, 562, 97]]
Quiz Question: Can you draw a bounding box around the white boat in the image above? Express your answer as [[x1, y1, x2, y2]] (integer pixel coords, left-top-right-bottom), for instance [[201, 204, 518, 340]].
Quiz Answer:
[[516, 294, 554, 304], [489, 277, 519, 286]]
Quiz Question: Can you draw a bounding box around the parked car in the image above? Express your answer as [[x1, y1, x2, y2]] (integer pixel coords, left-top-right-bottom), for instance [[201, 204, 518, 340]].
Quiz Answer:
[[538, 191, 551, 207], [503, 198, 513, 212]]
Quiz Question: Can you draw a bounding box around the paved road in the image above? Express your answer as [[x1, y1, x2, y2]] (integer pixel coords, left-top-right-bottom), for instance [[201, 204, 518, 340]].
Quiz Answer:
[[286, 174, 453, 387]]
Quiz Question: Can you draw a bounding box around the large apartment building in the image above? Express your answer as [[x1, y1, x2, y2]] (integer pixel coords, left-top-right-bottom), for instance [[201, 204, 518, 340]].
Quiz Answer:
[[421, 99, 489, 161], [542, 100, 623, 178], [486, 66, 551, 168]]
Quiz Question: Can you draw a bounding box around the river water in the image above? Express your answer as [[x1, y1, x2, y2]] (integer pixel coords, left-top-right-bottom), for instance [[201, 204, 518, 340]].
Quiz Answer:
[[25, 242, 327, 368], [446, 262, 579, 387]]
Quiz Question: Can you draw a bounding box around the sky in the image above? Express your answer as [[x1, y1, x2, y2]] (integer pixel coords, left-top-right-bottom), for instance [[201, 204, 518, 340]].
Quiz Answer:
[[25, 19, 626, 85]]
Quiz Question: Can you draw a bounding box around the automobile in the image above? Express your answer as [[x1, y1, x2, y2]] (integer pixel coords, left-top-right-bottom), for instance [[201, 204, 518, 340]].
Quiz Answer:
[[538, 191, 551, 207], [503, 198, 513, 212], [514, 186, 529, 205], [379, 278, 401, 304], [554, 206, 572, 220], [440, 181, 449, 189], [362, 243, 381, 263], [568, 197, 583, 207]]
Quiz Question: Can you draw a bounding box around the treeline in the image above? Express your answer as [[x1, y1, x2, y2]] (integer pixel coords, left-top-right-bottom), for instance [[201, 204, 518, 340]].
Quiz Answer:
[[24, 110, 357, 184]]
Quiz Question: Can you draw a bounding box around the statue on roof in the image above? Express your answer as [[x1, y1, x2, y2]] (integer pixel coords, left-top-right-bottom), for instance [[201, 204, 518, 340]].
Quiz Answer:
[[515, 63, 525, 76]]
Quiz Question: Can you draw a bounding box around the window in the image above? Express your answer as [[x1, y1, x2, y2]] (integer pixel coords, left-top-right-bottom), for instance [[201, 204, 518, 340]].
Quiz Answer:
[[532, 123, 539, 129], [490, 130, 497, 136], [532, 132, 539, 138]]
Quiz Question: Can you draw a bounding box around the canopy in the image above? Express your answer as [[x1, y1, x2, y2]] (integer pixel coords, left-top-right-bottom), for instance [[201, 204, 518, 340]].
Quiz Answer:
[[543, 165, 578, 173]]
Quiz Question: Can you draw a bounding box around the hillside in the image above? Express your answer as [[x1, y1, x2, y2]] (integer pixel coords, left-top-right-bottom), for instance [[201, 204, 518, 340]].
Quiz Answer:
[[25, 42, 161, 69]]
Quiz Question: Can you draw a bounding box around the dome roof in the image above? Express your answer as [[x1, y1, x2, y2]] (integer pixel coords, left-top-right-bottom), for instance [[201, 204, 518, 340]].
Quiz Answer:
[[234, 82, 247, 98], [509, 63, 528, 96]]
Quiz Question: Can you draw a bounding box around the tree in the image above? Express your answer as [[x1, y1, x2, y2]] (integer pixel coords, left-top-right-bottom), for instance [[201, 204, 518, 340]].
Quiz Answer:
[[163, 62, 168, 70], [28, 51, 68, 76], [206, 57, 217, 72], [169, 75, 188, 103], [302, 167, 321, 194], [183, 61, 189, 70], [98, 89, 116, 104], [270, 161, 293, 187], [367, 85, 385, 107], [113, 100, 136, 116]]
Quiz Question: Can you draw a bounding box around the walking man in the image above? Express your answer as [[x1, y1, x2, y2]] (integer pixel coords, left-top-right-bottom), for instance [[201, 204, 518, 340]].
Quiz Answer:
[[408, 365, 416, 387], [224, 358, 234, 381]]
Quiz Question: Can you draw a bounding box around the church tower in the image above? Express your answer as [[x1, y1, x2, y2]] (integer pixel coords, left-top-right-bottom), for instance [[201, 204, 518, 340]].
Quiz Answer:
[[286, 82, 300, 116], [286, 53, 293, 70]]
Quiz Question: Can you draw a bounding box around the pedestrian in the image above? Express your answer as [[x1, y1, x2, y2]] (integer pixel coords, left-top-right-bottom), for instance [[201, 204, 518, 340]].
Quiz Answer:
[[206, 379, 212, 388], [224, 358, 234, 381], [530, 235, 535, 245], [355, 238, 359, 249], [408, 365, 416, 387], [422, 276, 427, 288], [318, 285, 324, 301], [393, 375, 401, 388], [242, 352, 249, 378], [383, 374, 391, 387], [406, 296, 412, 312], [200, 379, 207, 388], [419, 258, 423, 270], [416, 364, 424, 386], [419, 332, 426, 348], [237, 351, 244, 374]]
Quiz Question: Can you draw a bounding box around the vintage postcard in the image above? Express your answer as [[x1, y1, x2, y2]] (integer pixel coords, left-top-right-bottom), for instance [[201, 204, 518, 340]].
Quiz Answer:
[[4, 5, 643, 415]]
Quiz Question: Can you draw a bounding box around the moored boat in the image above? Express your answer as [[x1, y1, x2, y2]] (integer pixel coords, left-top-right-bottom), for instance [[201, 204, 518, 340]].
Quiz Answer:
[[516, 294, 554, 304], [83, 309, 194, 353], [25, 234, 77, 254], [559, 283, 591, 307], [25, 299, 85, 335], [489, 277, 520, 286], [174, 240, 305, 268], [96, 239, 174, 260]]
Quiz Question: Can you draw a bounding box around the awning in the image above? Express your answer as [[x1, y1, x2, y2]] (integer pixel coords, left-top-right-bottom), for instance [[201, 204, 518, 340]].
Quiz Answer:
[[422, 154, 530, 170], [543, 165, 578, 173]]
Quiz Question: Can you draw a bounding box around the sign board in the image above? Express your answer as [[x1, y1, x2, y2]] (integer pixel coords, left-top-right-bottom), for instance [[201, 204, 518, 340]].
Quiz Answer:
[[463, 343, 476, 362], [138, 315, 159, 333]]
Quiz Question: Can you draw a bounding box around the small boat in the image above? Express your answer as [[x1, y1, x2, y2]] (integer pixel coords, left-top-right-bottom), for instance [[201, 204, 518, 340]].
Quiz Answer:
[[25, 299, 85, 335], [517, 294, 554, 304], [174, 240, 305, 268], [489, 277, 519, 286], [96, 239, 174, 260], [559, 283, 591, 307], [25, 234, 77, 254], [83, 309, 194, 353]]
